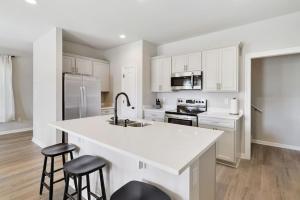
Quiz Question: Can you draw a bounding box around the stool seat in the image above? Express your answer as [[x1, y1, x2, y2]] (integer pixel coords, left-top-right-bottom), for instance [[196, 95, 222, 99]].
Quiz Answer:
[[111, 181, 171, 200], [41, 143, 77, 157], [64, 155, 106, 176]]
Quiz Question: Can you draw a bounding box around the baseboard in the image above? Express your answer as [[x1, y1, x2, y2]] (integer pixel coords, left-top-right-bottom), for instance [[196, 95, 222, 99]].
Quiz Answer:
[[0, 127, 33, 136], [240, 153, 249, 160], [252, 139, 300, 151], [32, 137, 47, 148]]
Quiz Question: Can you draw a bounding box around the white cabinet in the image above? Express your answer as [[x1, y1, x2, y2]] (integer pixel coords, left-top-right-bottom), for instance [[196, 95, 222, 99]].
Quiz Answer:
[[202, 46, 239, 92], [93, 61, 110, 92], [198, 117, 241, 167], [151, 57, 172, 92], [75, 58, 93, 75], [144, 109, 165, 122], [63, 56, 76, 73], [172, 53, 202, 73]]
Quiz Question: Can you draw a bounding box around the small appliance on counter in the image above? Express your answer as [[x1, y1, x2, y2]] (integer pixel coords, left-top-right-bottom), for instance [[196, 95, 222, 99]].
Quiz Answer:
[[165, 98, 207, 126], [230, 98, 239, 115], [155, 99, 162, 109]]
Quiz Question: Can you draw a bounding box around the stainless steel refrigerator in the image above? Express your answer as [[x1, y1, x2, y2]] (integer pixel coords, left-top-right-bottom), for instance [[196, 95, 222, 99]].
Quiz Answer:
[[63, 73, 101, 120]]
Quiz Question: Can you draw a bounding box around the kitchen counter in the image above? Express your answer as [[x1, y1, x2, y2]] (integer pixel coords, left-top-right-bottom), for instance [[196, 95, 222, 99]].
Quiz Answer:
[[50, 115, 222, 175], [198, 109, 243, 120], [50, 115, 223, 200]]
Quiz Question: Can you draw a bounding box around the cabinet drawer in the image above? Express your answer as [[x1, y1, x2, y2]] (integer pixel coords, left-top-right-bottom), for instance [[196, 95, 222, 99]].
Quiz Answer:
[[198, 117, 234, 129]]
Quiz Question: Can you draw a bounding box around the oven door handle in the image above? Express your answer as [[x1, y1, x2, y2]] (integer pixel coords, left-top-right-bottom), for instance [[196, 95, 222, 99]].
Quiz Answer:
[[165, 114, 197, 121]]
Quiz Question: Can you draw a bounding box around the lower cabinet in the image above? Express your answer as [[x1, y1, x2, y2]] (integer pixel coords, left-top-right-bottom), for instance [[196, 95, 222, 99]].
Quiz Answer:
[[143, 109, 165, 122], [198, 117, 241, 167]]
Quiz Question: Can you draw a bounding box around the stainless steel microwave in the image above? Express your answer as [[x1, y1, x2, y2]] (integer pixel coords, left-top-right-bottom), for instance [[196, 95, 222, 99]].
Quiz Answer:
[[171, 71, 202, 90]]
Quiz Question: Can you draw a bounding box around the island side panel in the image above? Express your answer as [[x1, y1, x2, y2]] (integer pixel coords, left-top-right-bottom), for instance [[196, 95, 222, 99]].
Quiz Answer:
[[69, 133, 191, 200], [190, 144, 216, 200]]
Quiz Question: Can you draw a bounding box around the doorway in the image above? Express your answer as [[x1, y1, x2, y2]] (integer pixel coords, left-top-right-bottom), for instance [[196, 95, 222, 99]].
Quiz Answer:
[[245, 47, 300, 159]]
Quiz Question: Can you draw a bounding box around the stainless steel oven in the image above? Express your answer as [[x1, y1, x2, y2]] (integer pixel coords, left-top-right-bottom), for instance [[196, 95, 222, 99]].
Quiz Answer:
[[171, 71, 202, 90], [165, 98, 207, 127], [165, 113, 198, 126]]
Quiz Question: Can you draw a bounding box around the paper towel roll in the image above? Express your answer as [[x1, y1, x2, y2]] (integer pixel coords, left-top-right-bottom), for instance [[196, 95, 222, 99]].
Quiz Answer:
[[230, 98, 239, 115]]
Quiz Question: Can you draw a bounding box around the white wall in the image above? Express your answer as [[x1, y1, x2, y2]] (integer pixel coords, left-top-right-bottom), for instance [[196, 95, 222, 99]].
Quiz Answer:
[[63, 41, 105, 60], [12, 56, 33, 121], [156, 11, 300, 155], [104, 41, 143, 117], [252, 54, 300, 147], [33, 28, 62, 147]]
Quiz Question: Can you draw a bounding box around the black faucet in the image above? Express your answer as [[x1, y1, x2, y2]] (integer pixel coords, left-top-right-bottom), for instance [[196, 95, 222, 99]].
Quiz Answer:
[[114, 92, 131, 125]]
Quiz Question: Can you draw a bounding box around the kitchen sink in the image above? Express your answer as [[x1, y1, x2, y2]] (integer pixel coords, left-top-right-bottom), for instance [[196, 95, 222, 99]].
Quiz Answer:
[[127, 122, 152, 127], [108, 118, 151, 127]]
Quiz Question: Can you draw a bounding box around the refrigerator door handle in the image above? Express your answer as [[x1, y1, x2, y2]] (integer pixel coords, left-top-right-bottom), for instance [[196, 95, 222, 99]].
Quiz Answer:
[[79, 86, 84, 118], [82, 86, 87, 117]]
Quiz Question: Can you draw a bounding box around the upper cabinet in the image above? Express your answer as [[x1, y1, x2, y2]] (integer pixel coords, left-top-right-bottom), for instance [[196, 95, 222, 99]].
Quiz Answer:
[[75, 58, 93, 75], [202, 46, 239, 92], [151, 56, 172, 92], [171, 53, 202, 73], [63, 54, 110, 92], [93, 61, 110, 92], [63, 56, 76, 73]]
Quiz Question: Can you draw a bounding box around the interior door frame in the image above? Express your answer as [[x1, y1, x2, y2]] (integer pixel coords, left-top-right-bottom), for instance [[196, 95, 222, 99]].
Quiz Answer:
[[121, 66, 138, 119], [244, 46, 300, 160]]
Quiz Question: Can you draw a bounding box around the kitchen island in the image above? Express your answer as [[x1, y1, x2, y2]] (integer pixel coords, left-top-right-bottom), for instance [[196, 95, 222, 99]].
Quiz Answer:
[[50, 115, 223, 200]]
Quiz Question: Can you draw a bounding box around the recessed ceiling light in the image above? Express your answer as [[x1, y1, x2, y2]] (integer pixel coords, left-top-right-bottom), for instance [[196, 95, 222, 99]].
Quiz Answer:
[[119, 34, 126, 39], [25, 0, 37, 5]]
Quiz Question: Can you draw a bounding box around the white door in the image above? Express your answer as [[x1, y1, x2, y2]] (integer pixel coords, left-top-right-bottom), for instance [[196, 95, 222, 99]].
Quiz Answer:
[[151, 58, 160, 92], [202, 49, 219, 91], [82, 76, 101, 117], [76, 58, 93, 75], [63, 56, 76, 73], [216, 128, 235, 162], [187, 53, 202, 71], [122, 66, 137, 119], [219, 46, 238, 91], [160, 57, 172, 92], [172, 55, 187, 73], [93, 61, 110, 92]]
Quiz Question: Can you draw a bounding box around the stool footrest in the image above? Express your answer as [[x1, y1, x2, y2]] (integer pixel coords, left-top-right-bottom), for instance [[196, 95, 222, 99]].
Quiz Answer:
[[42, 182, 50, 190], [53, 177, 65, 184], [90, 191, 104, 199]]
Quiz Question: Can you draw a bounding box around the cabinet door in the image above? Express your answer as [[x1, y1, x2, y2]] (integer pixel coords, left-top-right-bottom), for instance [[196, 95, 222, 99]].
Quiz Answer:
[[93, 61, 110, 92], [160, 57, 172, 92], [216, 128, 235, 163], [151, 58, 160, 92], [187, 52, 202, 71], [63, 56, 75, 73], [220, 46, 238, 91], [202, 49, 219, 91], [172, 55, 187, 73], [76, 58, 93, 75]]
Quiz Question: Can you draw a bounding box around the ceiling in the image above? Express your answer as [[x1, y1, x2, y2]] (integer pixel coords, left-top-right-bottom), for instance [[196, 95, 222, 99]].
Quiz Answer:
[[1, 0, 300, 53]]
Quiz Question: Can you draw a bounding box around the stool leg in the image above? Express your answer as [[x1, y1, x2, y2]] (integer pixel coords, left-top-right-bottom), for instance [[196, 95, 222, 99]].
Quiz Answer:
[[62, 154, 66, 183], [99, 169, 106, 200], [69, 152, 78, 192], [63, 174, 70, 200], [39, 156, 47, 195], [86, 175, 91, 200], [77, 176, 82, 200], [49, 157, 54, 200]]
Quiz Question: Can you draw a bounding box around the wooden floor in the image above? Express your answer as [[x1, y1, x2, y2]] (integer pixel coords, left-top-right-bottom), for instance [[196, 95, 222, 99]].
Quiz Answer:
[[1, 132, 300, 200]]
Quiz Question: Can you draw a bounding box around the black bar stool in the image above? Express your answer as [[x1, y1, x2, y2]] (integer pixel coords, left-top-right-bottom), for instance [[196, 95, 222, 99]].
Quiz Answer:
[[40, 143, 77, 200], [63, 155, 107, 200], [111, 181, 171, 200]]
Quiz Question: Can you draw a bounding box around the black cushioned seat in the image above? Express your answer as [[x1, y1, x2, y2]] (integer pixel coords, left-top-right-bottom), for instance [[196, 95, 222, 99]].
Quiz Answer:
[[110, 181, 171, 200], [41, 143, 77, 157], [64, 155, 106, 176]]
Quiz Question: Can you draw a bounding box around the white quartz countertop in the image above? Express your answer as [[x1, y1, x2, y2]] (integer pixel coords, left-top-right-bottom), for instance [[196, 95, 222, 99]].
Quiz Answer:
[[198, 109, 243, 120], [50, 116, 222, 175]]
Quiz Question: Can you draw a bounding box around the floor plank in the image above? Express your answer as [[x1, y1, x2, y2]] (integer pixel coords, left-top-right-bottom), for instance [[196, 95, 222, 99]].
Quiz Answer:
[[1, 132, 300, 200]]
